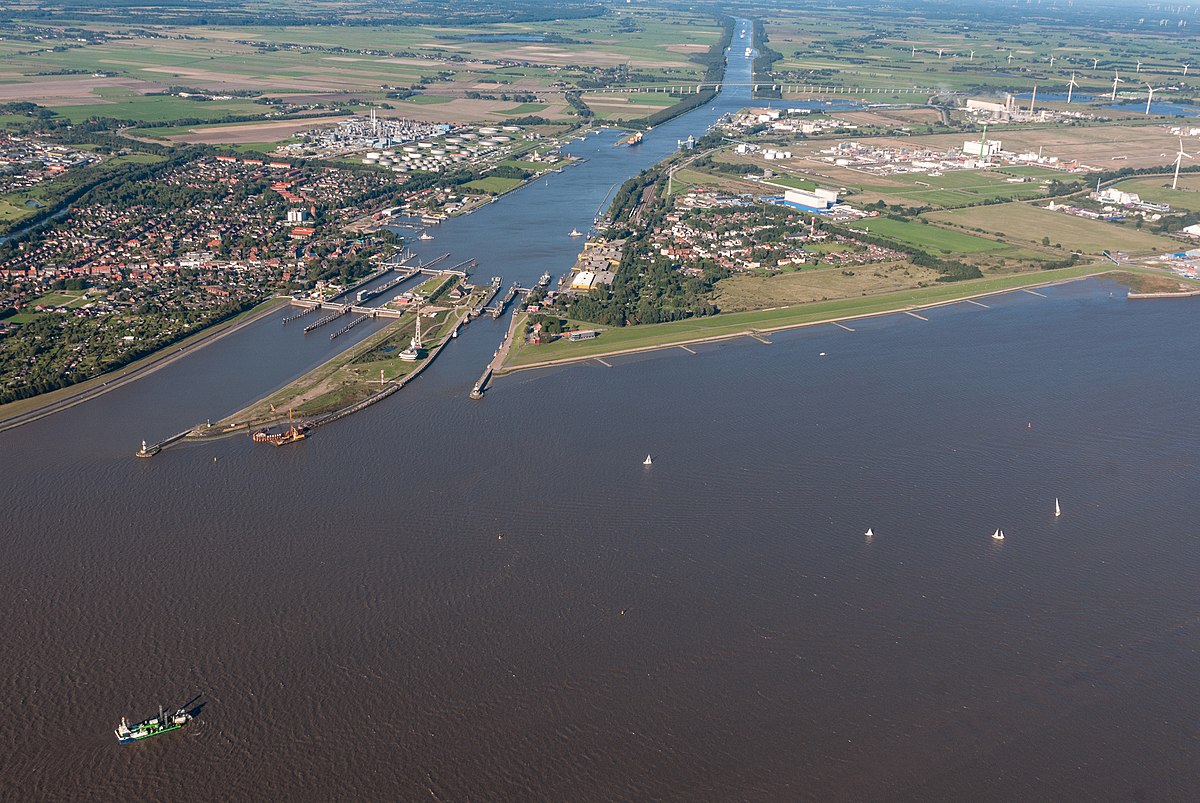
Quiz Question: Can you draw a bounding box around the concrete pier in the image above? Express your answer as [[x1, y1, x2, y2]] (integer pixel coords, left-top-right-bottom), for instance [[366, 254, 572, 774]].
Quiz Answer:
[[472, 308, 522, 399], [303, 306, 351, 333]]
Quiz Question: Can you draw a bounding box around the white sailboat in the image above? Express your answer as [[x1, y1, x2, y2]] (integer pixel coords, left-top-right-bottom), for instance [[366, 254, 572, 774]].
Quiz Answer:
[[992, 529, 1005, 541], [569, 228, 583, 237], [1055, 498, 1061, 517], [643, 454, 653, 466], [864, 528, 874, 538]]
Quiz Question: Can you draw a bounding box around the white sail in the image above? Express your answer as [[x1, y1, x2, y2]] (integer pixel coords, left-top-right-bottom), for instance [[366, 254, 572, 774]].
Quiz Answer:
[[643, 454, 653, 465], [865, 528, 873, 537], [1055, 498, 1061, 517]]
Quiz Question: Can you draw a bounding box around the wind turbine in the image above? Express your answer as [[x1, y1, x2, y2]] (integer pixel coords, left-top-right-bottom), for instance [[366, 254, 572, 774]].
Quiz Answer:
[[1066, 72, 1079, 104], [1145, 82, 1158, 114], [1092, 57, 1100, 70], [1111, 70, 1125, 101], [1007, 52, 1014, 65], [1030, 82, 1038, 113], [1136, 60, 1143, 73], [1172, 137, 1192, 189], [1185, 63, 1191, 76], [1049, 55, 1057, 67], [938, 48, 944, 59], [969, 50, 975, 61], [911, 46, 916, 57]]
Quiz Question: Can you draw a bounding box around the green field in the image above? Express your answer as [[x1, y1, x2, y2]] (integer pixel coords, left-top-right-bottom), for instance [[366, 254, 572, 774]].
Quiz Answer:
[[500, 102, 548, 114], [873, 170, 1049, 206], [464, 176, 525, 194], [845, 217, 1009, 254], [498, 159, 555, 173], [927, 203, 1178, 255], [622, 93, 681, 107], [764, 175, 818, 191], [0, 198, 34, 221], [28, 291, 92, 309], [52, 92, 261, 124], [503, 265, 1108, 369], [398, 95, 454, 105]]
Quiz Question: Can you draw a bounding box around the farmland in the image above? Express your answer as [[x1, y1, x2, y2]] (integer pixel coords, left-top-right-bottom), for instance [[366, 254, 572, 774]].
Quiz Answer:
[[0, 9, 725, 129], [927, 203, 1179, 255], [844, 217, 1010, 254]]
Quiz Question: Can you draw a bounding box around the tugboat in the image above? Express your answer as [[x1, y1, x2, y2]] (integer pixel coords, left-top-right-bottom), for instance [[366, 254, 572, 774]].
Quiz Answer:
[[115, 705, 191, 744]]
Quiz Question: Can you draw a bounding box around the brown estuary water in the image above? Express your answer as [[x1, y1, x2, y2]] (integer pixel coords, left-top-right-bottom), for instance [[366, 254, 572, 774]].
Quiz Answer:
[[4, 23, 1200, 801]]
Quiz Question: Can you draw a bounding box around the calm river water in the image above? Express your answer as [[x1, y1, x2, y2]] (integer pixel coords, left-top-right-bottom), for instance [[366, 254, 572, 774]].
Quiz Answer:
[[4, 22, 1200, 802]]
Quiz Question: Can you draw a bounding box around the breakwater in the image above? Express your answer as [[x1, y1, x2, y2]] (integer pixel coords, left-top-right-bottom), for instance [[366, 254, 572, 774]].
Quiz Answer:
[[304, 307, 351, 333], [330, 314, 371, 339]]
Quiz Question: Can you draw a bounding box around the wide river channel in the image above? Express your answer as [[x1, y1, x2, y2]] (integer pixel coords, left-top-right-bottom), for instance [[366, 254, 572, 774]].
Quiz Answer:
[[4, 21, 1200, 801]]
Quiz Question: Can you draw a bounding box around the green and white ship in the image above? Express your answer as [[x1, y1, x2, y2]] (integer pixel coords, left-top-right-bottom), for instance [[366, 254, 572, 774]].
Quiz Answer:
[[114, 705, 191, 743]]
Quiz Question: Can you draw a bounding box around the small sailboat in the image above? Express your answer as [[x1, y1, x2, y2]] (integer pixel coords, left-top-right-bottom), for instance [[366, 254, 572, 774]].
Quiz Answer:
[[1055, 498, 1061, 517], [643, 454, 653, 466], [864, 528, 874, 538], [569, 228, 583, 237], [992, 529, 1005, 541]]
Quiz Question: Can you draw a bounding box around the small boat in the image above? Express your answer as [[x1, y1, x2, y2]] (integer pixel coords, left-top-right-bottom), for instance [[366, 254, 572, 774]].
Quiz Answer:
[[569, 228, 583, 237], [992, 529, 1005, 541], [643, 454, 653, 466], [864, 528, 873, 538], [1055, 498, 1061, 517], [418, 232, 434, 241]]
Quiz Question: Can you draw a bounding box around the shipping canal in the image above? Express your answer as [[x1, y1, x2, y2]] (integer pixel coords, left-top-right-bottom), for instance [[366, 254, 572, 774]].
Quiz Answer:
[[4, 20, 1200, 801]]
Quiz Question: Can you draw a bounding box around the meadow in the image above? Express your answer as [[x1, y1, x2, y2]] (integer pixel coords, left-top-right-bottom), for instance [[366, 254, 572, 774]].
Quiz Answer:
[[844, 216, 1011, 254], [927, 202, 1178, 255]]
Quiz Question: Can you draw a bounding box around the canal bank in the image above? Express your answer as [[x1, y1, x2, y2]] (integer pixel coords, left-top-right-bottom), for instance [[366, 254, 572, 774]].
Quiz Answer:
[[495, 266, 1112, 375], [0, 296, 289, 434]]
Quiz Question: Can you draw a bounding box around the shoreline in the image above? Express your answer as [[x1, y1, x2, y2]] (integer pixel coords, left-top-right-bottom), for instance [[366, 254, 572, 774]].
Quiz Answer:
[[0, 297, 288, 433], [496, 267, 1127, 377]]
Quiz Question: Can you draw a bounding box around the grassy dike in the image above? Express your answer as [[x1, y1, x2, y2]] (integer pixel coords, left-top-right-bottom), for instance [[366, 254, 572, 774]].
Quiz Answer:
[[500, 265, 1116, 371]]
